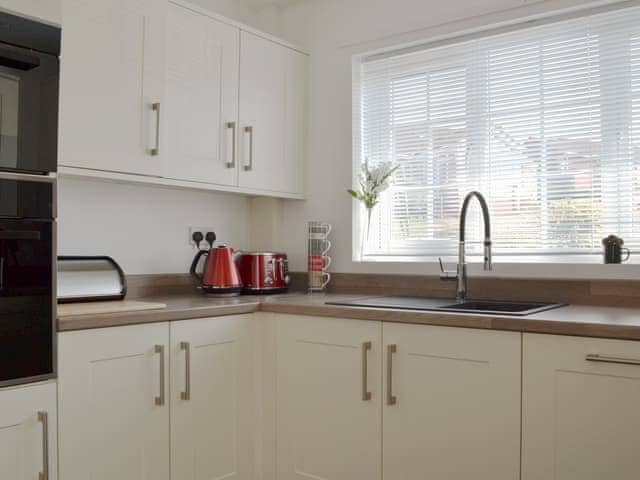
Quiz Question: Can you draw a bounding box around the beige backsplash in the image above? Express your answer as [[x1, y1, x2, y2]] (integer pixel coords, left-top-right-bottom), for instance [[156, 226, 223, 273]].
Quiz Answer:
[[288, 272, 640, 308], [124, 271, 640, 308]]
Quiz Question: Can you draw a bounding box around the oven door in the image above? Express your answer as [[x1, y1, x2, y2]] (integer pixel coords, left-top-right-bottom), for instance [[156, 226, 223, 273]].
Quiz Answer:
[[0, 218, 54, 386], [0, 43, 58, 174]]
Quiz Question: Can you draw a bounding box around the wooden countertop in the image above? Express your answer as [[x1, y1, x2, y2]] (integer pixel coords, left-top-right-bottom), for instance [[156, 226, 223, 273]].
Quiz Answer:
[[57, 292, 640, 341], [57, 294, 262, 331]]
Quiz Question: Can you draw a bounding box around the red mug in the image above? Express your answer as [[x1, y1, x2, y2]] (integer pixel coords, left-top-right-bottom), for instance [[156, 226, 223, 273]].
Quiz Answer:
[[308, 255, 331, 272]]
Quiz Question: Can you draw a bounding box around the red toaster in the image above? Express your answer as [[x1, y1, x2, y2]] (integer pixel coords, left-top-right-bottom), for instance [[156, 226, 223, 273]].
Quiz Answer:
[[236, 252, 289, 294]]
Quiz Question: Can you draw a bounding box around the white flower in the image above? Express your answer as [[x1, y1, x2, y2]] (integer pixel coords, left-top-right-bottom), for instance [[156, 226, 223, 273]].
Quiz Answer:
[[348, 158, 398, 210]]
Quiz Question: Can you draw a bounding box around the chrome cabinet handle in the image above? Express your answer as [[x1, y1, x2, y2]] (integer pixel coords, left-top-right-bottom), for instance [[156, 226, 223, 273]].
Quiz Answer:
[[150, 102, 161, 156], [244, 126, 253, 171], [37, 411, 49, 480], [226, 122, 236, 168], [362, 341, 372, 401], [386, 344, 397, 405], [586, 353, 640, 366], [180, 341, 191, 401], [154, 345, 165, 406]]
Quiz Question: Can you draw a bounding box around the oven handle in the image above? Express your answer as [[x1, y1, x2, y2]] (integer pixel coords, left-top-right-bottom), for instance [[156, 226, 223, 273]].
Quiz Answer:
[[0, 230, 41, 240], [0, 46, 40, 71]]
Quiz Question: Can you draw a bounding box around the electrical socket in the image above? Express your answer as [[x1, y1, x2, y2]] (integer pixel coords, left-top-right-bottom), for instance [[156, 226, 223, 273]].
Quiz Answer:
[[189, 226, 216, 248]]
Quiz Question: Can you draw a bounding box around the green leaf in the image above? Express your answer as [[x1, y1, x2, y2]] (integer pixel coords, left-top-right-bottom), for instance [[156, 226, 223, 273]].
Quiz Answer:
[[347, 189, 360, 199]]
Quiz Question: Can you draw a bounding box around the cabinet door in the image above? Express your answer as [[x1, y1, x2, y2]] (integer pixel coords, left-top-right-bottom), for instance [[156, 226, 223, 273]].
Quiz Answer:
[[239, 32, 307, 195], [277, 315, 382, 480], [523, 333, 640, 480], [0, 381, 57, 480], [382, 323, 520, 480], [165, 4, 239, 185], [60, 0, 166, 175], [171, 315, 254, 480], [58, 323, 170, 480]]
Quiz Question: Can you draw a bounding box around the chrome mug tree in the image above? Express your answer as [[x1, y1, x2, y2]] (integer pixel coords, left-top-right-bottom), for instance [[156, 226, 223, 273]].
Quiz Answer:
[[348, 158, 398, 258], [308, 221, 332, 292]]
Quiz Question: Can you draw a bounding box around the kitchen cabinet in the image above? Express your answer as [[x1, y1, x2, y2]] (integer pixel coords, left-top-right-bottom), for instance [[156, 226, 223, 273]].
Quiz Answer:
[[276, 315, 382, 480], [170, 315, 255, 480], [59, 0, 166, 176], [523, 333, 640, 480], [59, 1, 307, 198], [0, 381, 57, 480], [0, 0, 60, 24], [382, 323, 521, 480], [238, 31, 307, 196], [164, 2, 240, 186], [275, 316, 521, 480], [58, 323, 170, 480], [58, 315, 256, 480]]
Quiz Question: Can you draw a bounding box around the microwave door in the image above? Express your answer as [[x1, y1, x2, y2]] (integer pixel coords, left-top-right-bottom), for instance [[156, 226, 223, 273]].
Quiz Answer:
[[0, 45, 58, 174]]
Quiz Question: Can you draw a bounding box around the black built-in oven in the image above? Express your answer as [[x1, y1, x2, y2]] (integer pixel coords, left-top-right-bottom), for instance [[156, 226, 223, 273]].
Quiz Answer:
[[0, 174, 55, 386], [0, 10, 60, 174], [0, 12, 59, 386]]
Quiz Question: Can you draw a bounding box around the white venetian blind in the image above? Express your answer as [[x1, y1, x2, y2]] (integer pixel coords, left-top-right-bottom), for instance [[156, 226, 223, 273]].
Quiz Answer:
[[357, 5, 640, 259]]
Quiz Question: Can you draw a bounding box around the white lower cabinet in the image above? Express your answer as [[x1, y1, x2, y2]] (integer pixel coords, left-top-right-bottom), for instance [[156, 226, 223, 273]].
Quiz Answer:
[[523, 333, 640, 480], [55, 312, 640, 480], [275, 316, 521, 480], [382, 323, 521, 480], [0, 381, 57, 480], [58, 322, 171, 480], [58, 316, 255, 480], [170, 315, 255, 480], [276, 315, 382, 480]]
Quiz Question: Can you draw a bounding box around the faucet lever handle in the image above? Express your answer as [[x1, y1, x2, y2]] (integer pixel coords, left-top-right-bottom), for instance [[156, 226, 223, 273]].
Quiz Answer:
[[438, 257, 457, 281]]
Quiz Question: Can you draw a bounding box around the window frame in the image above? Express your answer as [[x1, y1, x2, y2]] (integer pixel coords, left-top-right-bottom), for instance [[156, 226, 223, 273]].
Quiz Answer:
[[352, 2, 640, 264]]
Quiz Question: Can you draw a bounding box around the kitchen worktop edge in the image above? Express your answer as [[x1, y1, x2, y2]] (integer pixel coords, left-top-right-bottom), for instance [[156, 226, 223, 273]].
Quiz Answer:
[[56, 292, 640, 341]]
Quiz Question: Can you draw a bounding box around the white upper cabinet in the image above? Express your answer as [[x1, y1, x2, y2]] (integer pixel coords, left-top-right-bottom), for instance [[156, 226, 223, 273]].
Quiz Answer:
[[0, 0, 61, 24], [59, 1, 307, 198], [239, 31, 307, 196], [0, 382, 57, 480], [523, 333, 640, 480], [60, 0, 166, 176], [164, 3, 239, 185], [382, 323, 521, 480]]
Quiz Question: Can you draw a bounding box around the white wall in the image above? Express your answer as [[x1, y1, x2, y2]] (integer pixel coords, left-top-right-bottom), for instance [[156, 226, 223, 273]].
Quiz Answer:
[[57, 177, 250, 274], [0, 0, 61, 25], [276, 0, 640, 279]]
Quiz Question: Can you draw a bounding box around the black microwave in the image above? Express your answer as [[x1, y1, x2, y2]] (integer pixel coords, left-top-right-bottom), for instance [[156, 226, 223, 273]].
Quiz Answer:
[[0, 11, 60, 174]]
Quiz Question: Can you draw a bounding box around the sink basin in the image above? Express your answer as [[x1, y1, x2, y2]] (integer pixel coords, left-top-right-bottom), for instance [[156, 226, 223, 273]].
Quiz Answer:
[[326, 296, 565, 316], [438, 300, 564, 316]]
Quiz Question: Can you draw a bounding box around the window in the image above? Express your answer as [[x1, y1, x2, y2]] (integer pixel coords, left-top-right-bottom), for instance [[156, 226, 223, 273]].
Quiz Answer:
[[355, 5, 640, 260]]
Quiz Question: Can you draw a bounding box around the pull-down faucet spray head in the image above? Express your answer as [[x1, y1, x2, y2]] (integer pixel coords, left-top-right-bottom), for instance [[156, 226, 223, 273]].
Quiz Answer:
[[484, 241, 492, 271]]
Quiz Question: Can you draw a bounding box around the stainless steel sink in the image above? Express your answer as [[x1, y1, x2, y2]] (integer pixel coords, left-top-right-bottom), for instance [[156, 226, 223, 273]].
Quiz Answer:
[[437, 299, 565, 315], [326, 296, 565, 316]]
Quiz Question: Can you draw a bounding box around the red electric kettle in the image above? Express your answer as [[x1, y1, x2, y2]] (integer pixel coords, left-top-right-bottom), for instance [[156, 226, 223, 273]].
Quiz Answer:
[[190, 233, 243, 295]]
